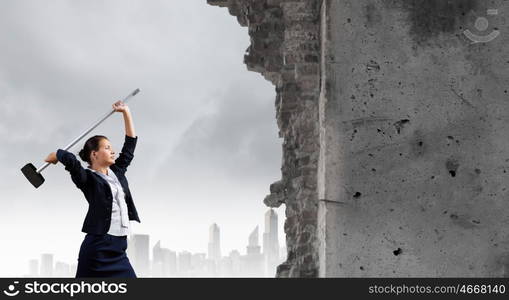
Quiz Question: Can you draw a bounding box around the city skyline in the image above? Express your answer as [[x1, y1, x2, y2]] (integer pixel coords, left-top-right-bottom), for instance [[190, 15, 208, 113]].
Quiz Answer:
[[23, 209, 286, 277]]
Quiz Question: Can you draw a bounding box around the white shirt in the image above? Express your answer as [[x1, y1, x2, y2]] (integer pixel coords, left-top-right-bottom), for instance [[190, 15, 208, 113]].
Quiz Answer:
[[88, 167, 130, 236]]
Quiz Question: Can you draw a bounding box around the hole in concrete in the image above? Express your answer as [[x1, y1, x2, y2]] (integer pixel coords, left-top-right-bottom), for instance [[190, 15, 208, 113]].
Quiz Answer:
[[393, 248, 402, 256], [393, 119, 410, 134], [366, 60, 381, 72], [475, 168, 481, 175], [350, 129, 358, 141], [360, 266, 365, 270], [353, 192, 362, 198], [446, 158, 459, 177]]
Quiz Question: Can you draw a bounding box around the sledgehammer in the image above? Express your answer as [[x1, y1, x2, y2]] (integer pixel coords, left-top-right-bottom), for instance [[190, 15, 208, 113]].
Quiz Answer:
[[21, 88, 140, 188]]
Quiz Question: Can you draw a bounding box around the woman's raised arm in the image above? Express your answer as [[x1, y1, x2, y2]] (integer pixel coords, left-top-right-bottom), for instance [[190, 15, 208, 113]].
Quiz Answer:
[[113, 100, 136, 138]]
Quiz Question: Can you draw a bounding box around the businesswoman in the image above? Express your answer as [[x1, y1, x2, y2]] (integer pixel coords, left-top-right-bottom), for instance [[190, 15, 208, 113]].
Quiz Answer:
[[44, 100, 140, 278]]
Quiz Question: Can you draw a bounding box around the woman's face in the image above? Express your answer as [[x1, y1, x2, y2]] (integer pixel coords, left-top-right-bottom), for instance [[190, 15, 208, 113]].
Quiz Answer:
[[91, 138, 116, 166]]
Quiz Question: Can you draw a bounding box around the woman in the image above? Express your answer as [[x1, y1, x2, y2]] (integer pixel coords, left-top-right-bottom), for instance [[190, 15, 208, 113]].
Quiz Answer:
[[44, 100, 140, 278]]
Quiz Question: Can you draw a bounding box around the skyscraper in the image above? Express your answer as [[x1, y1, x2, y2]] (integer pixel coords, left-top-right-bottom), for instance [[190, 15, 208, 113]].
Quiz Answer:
[[70, 263, 77, 278], [247, 226, 261, 255], [152, 240, 164, 277], [191, 253, 207, 276], [207, 223, 221, 262], [178, 251, 192, 276], [263, 209, 280, 276], [28, 259, 39, 277], [130, 234, 150, 277], [165, 249, 177, 276], [40, 254, 53, 277], [54, 261, 71, 277], [151, 240, 179, 277], [228, 250, 242, 277], [244, 226, 264, 276]]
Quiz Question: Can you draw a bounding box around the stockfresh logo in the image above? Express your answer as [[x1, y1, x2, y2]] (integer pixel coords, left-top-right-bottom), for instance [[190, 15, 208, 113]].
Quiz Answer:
[[3, 281, 20, 297], [2, 281, 127, 297]]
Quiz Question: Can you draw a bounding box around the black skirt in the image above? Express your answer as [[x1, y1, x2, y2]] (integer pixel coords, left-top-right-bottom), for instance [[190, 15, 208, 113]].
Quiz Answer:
[[75, 233, 137, 278]]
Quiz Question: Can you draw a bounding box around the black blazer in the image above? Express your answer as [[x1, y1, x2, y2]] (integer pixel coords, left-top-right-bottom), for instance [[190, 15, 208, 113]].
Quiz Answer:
[[56, 135, 141, 234]]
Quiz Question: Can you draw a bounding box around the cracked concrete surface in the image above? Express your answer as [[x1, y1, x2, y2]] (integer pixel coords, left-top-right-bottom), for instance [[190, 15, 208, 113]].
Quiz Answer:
[[209, 0, 509, 277]]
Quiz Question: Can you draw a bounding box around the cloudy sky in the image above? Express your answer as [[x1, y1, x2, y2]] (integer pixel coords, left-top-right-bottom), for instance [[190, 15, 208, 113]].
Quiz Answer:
[[0, 0, 285, 277]]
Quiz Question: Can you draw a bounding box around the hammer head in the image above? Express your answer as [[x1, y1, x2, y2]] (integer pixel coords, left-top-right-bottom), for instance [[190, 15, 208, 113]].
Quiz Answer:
[[21, 163, 45, 188]]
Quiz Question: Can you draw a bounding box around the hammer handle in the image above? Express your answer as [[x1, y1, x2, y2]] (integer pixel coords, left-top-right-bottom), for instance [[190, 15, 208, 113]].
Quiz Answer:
[[36, 89, 140, 173]]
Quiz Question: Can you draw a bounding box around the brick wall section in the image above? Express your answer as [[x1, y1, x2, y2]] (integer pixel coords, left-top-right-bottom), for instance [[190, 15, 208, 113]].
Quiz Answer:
[[207, 0, 322, 277]]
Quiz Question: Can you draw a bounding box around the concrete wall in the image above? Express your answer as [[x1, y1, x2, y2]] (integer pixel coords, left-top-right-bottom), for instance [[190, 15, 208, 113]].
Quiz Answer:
[[210, 0, 509, 277], [319, 0, 509, 276]]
